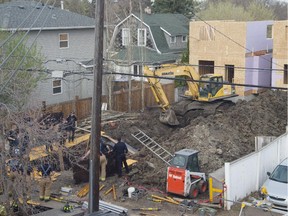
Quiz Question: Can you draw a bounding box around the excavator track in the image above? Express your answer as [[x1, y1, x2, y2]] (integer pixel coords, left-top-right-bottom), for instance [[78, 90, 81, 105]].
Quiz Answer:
[[161, 100, 235, 126]]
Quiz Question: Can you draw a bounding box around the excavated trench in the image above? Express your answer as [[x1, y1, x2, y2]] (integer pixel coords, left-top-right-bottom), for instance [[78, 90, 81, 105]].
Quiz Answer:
[[102, 90, 287, 189]]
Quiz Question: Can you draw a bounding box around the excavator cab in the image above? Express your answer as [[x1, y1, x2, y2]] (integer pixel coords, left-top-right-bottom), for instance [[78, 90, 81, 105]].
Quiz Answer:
[[170, 149, 200, 172]]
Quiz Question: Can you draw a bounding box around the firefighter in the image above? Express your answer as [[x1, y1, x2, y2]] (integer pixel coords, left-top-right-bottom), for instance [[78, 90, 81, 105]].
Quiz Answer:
[[113, 137, 129, 178], [37, 158, 53, 202], [66, 112, 77, 142]]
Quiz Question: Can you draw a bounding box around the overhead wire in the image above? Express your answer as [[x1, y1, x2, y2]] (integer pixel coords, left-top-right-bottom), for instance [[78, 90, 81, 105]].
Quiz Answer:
[[0, 0, 43, 48], [192, 13, 283, 69], [0, 0, 56, 93], [0, 0, 50, 69]]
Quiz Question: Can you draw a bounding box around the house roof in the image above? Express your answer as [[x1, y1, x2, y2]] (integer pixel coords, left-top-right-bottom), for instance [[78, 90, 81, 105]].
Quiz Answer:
[[0, 1, 95, 30], [138, 13, 189, 36], [109, 46, 182, 65]]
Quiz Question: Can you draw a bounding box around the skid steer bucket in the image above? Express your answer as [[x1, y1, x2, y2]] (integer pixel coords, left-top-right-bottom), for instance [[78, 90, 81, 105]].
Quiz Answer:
[[159, 108, 179, 126]]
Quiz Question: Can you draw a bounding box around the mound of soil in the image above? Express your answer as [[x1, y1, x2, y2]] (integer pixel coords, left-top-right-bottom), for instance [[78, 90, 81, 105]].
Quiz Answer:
[[102, 90, 287, 189]]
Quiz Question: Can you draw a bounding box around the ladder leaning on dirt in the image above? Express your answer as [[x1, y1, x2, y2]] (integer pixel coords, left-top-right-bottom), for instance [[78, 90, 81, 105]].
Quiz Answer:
[[131, 128, 173, 165]]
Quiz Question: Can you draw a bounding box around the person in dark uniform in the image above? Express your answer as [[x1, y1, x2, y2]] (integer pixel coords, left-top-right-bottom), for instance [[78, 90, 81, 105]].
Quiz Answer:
[[113, 137, 129, 177], [66, 112, 77, 142], [37, 158, 53, 202]]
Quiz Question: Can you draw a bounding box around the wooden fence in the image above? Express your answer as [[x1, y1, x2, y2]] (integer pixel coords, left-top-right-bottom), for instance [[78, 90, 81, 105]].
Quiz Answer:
[[46, 83, 175, 120]]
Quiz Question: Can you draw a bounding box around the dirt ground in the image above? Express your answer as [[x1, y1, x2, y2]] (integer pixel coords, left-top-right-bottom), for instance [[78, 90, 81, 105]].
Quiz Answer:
[[50, 90, 287, 216], [101, 90, 287, 189]]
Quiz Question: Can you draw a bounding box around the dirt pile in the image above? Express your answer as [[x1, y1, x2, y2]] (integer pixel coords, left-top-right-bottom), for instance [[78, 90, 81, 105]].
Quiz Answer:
[[102, 90, 287, 189]]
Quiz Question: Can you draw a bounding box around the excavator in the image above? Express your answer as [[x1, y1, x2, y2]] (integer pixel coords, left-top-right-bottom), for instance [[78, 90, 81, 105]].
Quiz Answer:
[[144, 64, 237, 126]]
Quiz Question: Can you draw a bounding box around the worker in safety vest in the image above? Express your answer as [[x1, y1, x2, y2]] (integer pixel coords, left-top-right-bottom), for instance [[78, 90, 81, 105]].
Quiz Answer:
[[81, 137, 108, 181], [37, 158, 53, 201]]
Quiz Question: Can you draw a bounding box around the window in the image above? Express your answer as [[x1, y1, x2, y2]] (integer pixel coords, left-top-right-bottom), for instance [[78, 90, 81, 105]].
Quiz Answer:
[[53, 79, 62, 94], [284, 64, 288, 84], [267, 25, 273, 39], [59, 33, 68, 48], [199, 60, 214, 75], [132, 64, 143, 75], [170, 36, 176, 43], [199, 26, 215, 41], [225, 64, 235, 83], [137, 29, 146, 46], [182, 35, 187, 42], [122, 28, 130, 46]]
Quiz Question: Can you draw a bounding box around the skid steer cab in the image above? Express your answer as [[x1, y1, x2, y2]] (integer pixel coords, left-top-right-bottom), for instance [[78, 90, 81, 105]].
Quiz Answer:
[[166, 149, 207, 198]]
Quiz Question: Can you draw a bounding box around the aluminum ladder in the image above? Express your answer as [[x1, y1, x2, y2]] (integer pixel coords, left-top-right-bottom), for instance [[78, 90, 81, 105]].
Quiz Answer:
[[131, 129, 173, 165]]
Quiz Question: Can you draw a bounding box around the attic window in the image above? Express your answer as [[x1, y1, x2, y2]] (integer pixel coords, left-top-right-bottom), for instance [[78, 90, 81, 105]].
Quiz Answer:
[[170, 36, 176, 43], [182, 36, 187, 42], [122, 28, 130, 46], [138, 29, 146, 46], [59, 33, 69, 48]]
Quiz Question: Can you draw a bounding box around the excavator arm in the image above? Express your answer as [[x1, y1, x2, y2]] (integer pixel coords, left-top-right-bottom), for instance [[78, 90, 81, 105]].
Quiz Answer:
[[143, 65, 200, 126]]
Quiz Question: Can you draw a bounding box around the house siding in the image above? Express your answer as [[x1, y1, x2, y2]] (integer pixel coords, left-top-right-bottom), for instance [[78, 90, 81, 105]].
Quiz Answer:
[[27, 28, 97, 105], [164, 33, 187, 50], [272, 21, 288, 88]]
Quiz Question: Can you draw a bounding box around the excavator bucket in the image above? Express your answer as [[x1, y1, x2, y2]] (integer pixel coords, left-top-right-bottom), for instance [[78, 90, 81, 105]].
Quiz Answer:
[[159, 108, 179, 126]]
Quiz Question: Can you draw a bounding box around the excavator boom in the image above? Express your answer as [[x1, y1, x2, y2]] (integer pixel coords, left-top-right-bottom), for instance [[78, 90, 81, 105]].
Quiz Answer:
[[144, 65, 237, 126]]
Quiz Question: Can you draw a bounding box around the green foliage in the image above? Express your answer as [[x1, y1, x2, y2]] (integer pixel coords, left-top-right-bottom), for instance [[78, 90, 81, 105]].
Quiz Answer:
[[181, 41, 189, 64], [0, 32, 45, 110], [152, 0, 198, 18], [197, 0, 276, 21], [248, 1, 276, 20]]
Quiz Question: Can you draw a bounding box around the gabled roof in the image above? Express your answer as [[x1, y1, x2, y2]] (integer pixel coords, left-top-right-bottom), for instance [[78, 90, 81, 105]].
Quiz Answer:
[[137, 13, 189, 36], [109, 46, 182, 65], [0, 1, 95, 30]]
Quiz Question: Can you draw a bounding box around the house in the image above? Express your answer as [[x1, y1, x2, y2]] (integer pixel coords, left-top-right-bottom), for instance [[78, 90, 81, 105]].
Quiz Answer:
[[271, 20, 288, 88], [189, 20, 274, 96], [107, 13, 189, 81], [0, 1, 100, 106]]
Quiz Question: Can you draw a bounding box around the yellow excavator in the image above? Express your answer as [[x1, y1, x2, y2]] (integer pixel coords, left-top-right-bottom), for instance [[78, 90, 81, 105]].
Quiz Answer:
[[144, 64, 237, 126]]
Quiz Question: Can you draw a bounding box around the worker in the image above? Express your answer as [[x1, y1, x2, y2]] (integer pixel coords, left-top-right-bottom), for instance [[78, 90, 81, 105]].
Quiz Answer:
[[66, 112, 77, 142], [81, 137, 108, 181], [38, 158, 53, 202], [6, 125, 19, 157], [113, 137, 129, 178]]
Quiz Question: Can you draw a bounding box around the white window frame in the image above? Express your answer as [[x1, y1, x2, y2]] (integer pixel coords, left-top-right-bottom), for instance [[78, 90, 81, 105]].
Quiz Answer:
[[182, 35, 187, 42], [122, 28, 130, 46], [137, 28, 146, 46], [170, 36, 176, 43], [59, 33, 69, 48], [52, 79, 62, 95], [132, 64, 143, 76]]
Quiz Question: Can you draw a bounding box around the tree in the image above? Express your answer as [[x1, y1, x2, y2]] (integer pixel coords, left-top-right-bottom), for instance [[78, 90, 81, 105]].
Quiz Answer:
[[0, 32, 45, 110], [197, 0, 275, 21], [152, 0, 199, 18]]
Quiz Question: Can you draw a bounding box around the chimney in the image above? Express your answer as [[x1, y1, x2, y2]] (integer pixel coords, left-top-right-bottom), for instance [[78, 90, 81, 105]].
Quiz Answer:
[[144, 6, 151, 14], [61, 0, 64, 10]]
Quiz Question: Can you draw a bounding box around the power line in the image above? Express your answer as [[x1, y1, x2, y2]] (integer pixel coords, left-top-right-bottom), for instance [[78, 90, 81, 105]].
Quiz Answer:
[[192, 14, 283, 69], [0, 0, 56, 92], [0, 0, 43, 48], [103, 71, 288, 91], [0, 0, 50, 69]]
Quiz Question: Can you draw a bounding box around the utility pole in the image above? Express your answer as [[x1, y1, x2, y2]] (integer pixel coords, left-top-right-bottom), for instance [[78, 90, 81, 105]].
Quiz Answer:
[[89, 0, 104, 213]]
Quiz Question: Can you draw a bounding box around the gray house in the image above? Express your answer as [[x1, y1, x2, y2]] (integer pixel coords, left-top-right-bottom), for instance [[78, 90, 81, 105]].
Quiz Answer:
[[108, 13, 189, 81], [0, 1, 99, 106]]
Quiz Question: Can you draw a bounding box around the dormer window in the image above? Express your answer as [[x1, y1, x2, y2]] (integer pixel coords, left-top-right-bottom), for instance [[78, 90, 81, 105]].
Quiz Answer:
[[122, 28, 130, 46], [170, 36, 176, 43], [138, 28, 146, 46], [182, 35, 187, 42]]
